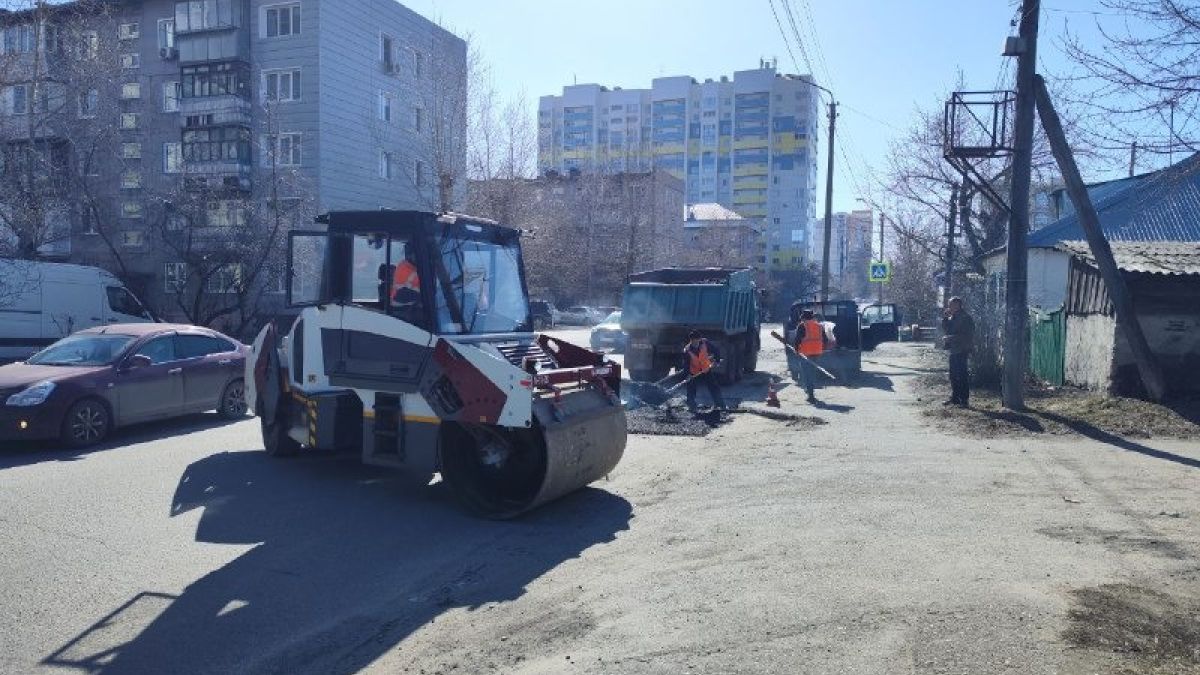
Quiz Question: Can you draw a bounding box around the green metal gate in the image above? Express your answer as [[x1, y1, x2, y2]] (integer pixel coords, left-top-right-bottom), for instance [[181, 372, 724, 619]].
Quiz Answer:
[[1029, 308, 1065, 386]]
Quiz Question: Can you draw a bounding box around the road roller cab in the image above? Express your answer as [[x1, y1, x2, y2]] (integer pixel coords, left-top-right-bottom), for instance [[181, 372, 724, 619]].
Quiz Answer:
[[246, 210, 627, 518]]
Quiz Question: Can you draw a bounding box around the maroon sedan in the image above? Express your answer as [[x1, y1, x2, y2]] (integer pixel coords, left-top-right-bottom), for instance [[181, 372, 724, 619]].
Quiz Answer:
[[0, 324, 248, 447]]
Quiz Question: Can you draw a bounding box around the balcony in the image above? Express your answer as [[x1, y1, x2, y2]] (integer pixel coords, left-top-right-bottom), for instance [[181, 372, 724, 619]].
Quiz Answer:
[[182, 161, 252, 193], [178, 95, 251, 127]]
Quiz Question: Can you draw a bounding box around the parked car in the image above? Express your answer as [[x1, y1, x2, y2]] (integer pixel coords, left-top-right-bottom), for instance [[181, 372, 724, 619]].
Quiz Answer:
[[529, 300, 560, 329], [559, 305, 601, 326], [0, 261, 155, 363], [590, 311, 628, 352], [0, 324, 248, 448], [595, 305, 620, 317]]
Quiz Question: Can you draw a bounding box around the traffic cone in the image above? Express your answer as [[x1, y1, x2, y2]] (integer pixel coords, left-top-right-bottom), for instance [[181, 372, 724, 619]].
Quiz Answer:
[[765, 382, 781, 408]]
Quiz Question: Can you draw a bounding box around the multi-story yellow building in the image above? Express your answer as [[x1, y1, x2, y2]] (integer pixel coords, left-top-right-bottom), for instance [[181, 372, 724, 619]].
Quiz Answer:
[[538, 61, 820, 272]]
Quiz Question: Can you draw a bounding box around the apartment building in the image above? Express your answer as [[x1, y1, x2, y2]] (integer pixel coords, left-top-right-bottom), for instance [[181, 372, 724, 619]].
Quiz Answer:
[[0, 0, 464, 326], [537, 61, 820, 273], [810, 208, 874, 299]]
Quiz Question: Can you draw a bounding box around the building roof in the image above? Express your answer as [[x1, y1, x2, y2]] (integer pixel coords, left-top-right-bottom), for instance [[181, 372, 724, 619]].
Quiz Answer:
[[1055, 240, 1200, 276], [1029, 153, 1200, 247], [686, 203, 744, 222]]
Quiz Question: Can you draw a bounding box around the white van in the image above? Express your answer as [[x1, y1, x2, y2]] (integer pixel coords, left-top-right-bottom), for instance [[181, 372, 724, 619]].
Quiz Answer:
[[0, 261, 155, 362]]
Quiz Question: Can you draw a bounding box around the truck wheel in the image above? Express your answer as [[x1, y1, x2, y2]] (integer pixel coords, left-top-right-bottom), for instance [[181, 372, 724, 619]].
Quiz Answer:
[[744, 346, 759, 374], [261, 408, 300, 457]]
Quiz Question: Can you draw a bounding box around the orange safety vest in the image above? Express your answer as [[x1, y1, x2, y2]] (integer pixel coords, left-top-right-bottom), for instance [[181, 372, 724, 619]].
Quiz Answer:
[[798, 319, 824, 357], [687, 341, 714, 376], [391, 260, 421, 301]]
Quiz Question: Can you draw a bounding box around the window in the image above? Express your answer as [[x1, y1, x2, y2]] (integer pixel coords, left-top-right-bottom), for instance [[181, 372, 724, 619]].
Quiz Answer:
[[122, 143, 142, 159], [265, 132, 301, 166], [121, 230, 145, 248], [413, 106, 422, 133], [164, 262, 187, 292], [121, 82, 141, 100], [206, 200, 246, 228], [80, 30, 98, 59], [157, 18, 175, 49], [135, 335, 175, 363], [122, 202, 143, 219], [263, 68, 300, 102], [121, 53, 140, 69], [181, 62, 248, 99], [8, 84, 30, 115], [176, 0, 239, 32], [380, 34, 393, 70], [183, 126, 251, 164], [413, 49, 423, 78], [414, 159, 424, 188], [162, 81, 180, 112], [378, 91, 392, 122], [121, 171, 142, 189], [121, 113, 139, 129], [43, 25, 60, 54], [206, 264, 243, 294], [177, 334, 236, 359], [264, 3, 300, 38], [78, 88, 98, 118], [162, 142, 182, 173], [118, 22, 139, 40], [379, 150, 394, 179]]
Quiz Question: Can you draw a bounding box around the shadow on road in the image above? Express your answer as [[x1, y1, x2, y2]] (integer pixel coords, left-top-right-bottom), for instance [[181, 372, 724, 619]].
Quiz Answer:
[[0, 413, 247, 471], [1038, 411, 1200, 470], [43, 450, 632, 674], [810, 399, 854, 414]]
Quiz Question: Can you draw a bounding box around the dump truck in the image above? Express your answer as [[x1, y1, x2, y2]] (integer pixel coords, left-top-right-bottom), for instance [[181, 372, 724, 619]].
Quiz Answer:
[[620, 267, 760, 383], [245, 211, 626, 518]]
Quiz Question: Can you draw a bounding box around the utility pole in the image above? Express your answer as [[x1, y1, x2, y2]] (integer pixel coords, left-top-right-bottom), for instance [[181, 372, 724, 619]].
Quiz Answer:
[[944, 183, 958, 300], [1034, 75, 1168, 401], [1002, 0, 1039, 411], [1129, 141, 1137, 177], [819, 101, 837, 301], [877, 211, 885, 304]]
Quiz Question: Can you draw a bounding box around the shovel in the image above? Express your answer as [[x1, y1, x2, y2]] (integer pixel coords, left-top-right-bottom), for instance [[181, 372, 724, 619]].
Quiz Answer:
[[769, 330, 837, 380], [625, 368, 712, 409]]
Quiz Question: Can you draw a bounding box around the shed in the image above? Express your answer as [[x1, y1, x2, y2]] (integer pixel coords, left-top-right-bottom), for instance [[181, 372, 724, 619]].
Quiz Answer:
[[1054, 241, 1200, 396]]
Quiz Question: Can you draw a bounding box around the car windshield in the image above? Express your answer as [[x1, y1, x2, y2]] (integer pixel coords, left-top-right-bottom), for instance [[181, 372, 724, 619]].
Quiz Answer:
[[602, 311, 621, 324], [26, 334, 136, 366], [433, 230, 531, 334]]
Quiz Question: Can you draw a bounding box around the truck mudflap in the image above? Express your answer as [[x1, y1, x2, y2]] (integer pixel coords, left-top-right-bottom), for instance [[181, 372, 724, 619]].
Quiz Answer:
[[439, 387, 626, 519]]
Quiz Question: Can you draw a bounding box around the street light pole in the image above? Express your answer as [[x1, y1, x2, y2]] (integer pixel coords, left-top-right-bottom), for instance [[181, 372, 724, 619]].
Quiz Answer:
[[877, 211, 885, 304], [819, 100, 837, 301]]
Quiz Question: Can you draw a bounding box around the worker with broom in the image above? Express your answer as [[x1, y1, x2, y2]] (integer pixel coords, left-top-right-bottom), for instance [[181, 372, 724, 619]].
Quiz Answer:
[[793, 309, 829, 404], [682, 330, 727, 413]]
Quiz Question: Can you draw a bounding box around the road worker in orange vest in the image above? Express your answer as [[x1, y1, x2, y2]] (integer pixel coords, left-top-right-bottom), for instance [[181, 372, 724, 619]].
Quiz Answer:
[[794, 309, 829, 404], [681, 330, 727, 413], [390, 243, 423, 321]]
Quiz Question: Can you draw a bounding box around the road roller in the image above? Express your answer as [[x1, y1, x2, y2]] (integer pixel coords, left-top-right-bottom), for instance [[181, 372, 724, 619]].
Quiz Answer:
[[245, 210, 626, 518]]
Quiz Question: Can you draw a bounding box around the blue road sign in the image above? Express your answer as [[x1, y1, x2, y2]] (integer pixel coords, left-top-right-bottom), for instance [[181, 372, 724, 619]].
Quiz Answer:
[[869, 261, 891, 283]]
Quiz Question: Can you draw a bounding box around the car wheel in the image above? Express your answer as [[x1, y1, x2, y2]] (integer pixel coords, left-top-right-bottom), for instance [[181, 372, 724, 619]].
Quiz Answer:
[[61, 398, 111, 448], [218, 379, 248, 419]]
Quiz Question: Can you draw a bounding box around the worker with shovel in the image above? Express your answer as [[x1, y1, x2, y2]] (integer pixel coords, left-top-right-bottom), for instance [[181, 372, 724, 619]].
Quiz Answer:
[[682, 331, 727, 413], [794, 309, 829, 404]]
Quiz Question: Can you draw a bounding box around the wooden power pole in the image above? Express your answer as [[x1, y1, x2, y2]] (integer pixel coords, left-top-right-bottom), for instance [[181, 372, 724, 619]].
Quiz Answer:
[[944, 183, 958, 299], [1033, 75, 1168, 401], [820, 101, 837, 301], [1002, 0, 1040, 410]]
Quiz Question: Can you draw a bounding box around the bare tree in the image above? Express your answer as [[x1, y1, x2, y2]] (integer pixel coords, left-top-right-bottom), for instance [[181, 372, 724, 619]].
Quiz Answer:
[[1062, 0, 1200, 159]]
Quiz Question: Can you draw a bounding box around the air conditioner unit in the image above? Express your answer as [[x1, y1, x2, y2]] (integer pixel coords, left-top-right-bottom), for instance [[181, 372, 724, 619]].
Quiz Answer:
[[160, 47, 179, 60]]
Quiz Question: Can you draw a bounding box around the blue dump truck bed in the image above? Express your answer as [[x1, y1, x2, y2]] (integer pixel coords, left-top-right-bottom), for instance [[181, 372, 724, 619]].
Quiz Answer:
[[620, 268, 760, 383]]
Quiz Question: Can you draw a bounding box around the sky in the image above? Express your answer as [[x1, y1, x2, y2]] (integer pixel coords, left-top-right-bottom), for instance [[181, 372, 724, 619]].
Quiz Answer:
[[407, 0, 1161, 214]]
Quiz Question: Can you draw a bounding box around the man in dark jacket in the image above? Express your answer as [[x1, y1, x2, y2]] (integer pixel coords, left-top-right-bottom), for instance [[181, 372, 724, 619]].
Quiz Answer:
[[681, 331, 726, 412], [940, 296, 975, 407]]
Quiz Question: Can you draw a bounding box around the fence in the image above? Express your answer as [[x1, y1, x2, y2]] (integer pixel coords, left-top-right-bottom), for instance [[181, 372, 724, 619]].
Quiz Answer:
[[1028, 308, 1065, 386]]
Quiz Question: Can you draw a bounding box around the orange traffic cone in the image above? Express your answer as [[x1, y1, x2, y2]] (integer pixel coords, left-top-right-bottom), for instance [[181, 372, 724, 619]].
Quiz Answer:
[[765, 382, 781, 408]]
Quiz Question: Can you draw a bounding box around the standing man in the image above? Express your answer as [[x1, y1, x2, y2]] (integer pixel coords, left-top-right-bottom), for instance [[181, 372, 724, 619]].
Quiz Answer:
[[681, 331, 726, 412], [794, 309, 828, 404], [941, 296, 975, 407]]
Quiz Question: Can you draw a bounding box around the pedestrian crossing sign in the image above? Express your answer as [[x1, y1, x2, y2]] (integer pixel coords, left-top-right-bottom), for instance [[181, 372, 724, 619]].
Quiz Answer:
[[869, 261, 891, 283]]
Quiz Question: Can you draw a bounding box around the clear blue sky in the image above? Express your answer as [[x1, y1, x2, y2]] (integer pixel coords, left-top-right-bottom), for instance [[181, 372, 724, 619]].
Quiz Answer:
[[408, 0, 1149, 213]]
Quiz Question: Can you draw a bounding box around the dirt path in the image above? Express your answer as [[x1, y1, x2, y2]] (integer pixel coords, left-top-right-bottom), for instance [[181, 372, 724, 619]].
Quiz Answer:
[[366, 336, 1200, 674]]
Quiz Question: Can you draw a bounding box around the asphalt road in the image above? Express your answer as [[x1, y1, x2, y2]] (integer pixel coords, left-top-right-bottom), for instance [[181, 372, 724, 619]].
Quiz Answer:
[[1, 330, 1197, 674]]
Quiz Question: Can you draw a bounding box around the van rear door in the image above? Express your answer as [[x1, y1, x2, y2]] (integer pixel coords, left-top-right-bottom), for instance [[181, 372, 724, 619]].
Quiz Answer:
[[0, 262, 43, 360]]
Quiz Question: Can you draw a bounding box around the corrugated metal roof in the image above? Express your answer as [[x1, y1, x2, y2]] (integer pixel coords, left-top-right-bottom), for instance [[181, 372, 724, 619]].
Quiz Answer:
[[1055, 240, 1200, 276], [1029, 152, 1200, 247]]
